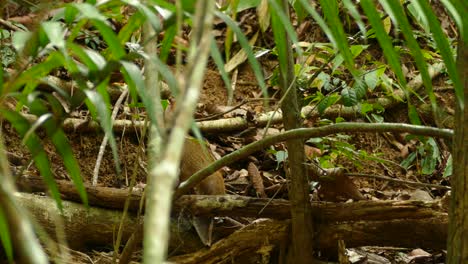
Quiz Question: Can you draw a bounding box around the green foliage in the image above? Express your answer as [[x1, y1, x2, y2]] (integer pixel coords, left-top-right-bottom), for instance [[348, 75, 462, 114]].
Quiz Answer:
[[275, 150, 288, 169], [400, 137, 447, 176], [216, 11, 267, 98], [0, 206, 13, 263], [0, 0, 463, 259], [0, 0, 278, 211], [0, 29, 15, 67], [307, 135, 389, 170], [443, 154, 452, 177], [2, 110, 64, 209]]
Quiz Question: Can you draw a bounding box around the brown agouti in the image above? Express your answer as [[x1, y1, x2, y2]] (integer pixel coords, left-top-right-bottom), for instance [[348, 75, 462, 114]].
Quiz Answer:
[[180, 137, 225, 196], [179, 137, 225, 246]]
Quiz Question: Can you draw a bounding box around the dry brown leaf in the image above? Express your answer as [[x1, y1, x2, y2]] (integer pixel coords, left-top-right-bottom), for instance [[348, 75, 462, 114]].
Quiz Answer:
[[248, 162, 267, 198]]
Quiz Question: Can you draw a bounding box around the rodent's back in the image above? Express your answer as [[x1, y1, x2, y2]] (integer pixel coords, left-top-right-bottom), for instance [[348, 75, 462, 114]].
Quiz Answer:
[[179, 137, 225, 195]]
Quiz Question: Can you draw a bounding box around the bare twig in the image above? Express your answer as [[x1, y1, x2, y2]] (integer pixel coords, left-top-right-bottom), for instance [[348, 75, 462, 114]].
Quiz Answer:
[[92, 89, 128, 186], [346, 172, 450, 190], [176, 123, 453, 198]]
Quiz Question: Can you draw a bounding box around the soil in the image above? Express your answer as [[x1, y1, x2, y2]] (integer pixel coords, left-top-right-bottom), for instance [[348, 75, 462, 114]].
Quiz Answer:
[[2, 3, 454, 263]]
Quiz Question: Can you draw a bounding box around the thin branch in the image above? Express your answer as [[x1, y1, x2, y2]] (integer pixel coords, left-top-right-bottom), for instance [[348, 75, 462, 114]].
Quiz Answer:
[[175, 122, 453, 198], [92, 89, 128, 186], [346, 172, 450, 190]]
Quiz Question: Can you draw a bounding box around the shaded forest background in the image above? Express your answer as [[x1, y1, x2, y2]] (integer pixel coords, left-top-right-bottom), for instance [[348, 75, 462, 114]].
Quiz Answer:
[[0, 0, 466, 263]]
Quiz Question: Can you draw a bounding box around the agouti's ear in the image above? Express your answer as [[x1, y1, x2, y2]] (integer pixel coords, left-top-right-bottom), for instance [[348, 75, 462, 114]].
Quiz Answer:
[[191, 216, 214, 246], [179, 137, 225, 246], [164, 98, 176, 125]]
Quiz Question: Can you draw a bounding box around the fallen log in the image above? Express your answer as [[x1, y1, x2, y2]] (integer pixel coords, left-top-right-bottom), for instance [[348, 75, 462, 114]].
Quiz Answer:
[[16, 175, 446, 222], [170, 216, 448, 264], [16, 175, 143, 212], [15, 192, 447, 262], [15, 193, 204, 255]]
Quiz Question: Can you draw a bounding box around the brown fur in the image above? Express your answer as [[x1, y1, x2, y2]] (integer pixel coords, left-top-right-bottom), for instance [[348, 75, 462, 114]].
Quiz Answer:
[[179, 137, 225, 246], [179, 137, 225, 195]]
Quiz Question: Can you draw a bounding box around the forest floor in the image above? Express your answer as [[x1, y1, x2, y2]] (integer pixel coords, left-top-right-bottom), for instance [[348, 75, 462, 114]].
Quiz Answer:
[[2, 2, 454, 264]]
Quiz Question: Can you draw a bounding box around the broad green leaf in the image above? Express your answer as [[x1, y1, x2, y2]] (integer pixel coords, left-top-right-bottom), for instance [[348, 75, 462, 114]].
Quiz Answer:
[[216, 11, 267, 97], [313, 72, 331, 90], [332, 45, 367, 73], [93, 20, 126, 60], [83, 48, 107, 70], [27, 93, 50, 117], [73, 3, 107, 21], [120, 61, 156, 124], [407, 2, 430, 32], [383, 0, 437, 119], [268, 0, 302, 57], [159, 24, 177, 62], [400, 151, 417, 169], [408, 105, 421, 125], [360, 1, 408, 95], [232, 0, 261, 12], [64, 4, 79, 24], [210, 39, 233, 104], [118, 11, 145, 44], [364, 66, 385, 90], [343, 0, 366, 36], [443, 154, 452, 177], [68, 43, 105, 75], [10, 52, 64, 92], [353, 78, 367, 100], [371, 113, 384, 123], [0, 207, 13, 263], [49, 127, 88, 206], [41, 21, 66, 50], [291, 0, 307, 22], [319, 0, 357, 76], [341, 87, 358, 107], [12, 31, 33, 53], [415, 0, 462, 106], [317, 93, 339, 114], [83, 87, 121, 176], [124, 0, 162, 33], [421, 138, 439, 175], [360, 102, 374, 115], [151, 0, 176, 12], [2, 110, 63, 210]]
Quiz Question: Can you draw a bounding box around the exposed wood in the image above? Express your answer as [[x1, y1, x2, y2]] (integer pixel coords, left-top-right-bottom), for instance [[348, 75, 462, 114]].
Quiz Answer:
[[16, 176, 446, 221], [317, 216, 448, 257], [174, 195, 446, 221], [170, 217, 448, 264], [15, 193, 204, 255], [174, 122, 452, 199], [15, 192, 448, 261], [169, 219, 289, 264], [16, 175, 144, 211]]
